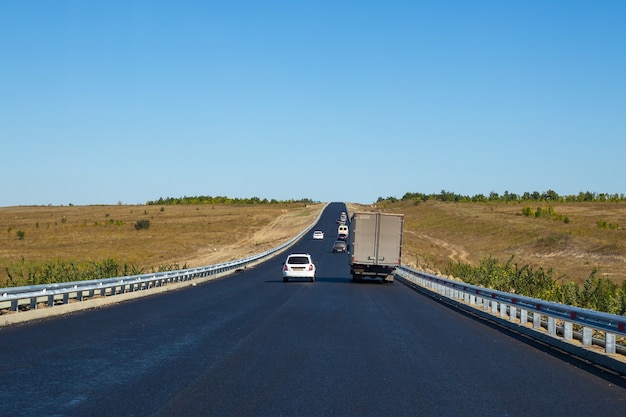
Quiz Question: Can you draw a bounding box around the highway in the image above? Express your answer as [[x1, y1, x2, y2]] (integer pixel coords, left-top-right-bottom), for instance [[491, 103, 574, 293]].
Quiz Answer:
[[0, 202, 624, 416]]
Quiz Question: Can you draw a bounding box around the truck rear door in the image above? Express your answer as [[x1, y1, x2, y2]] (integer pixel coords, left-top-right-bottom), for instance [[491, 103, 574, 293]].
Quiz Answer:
[[351, 213, 376, 265], [376, 214, 403, 266]]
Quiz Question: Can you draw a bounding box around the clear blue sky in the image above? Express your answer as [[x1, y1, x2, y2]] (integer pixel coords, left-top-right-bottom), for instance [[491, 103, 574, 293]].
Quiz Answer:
[[1, 1, 624, 206]]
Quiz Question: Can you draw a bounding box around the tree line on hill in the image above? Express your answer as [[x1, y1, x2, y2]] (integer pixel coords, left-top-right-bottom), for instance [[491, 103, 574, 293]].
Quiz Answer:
[[381, 190, 626, 203], [146, 196, 314, 205], [146, 190, 625, 206]]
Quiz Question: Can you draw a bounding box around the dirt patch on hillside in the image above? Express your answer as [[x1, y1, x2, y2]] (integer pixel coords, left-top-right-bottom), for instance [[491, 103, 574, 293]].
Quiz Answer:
[[182, 206, 323, 267], [406, 230, 470, 264]]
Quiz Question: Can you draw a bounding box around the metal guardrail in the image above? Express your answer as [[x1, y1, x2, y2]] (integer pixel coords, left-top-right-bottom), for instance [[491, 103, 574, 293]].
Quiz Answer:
[[0, 205, 327, 314], [396, 265, 626, 375]]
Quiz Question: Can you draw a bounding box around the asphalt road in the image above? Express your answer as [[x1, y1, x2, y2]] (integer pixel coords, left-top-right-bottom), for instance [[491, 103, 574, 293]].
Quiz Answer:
[[0, 202, 624, 417]]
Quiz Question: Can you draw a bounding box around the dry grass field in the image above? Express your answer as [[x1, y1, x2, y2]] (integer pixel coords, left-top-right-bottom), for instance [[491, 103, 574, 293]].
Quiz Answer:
[[351, 199, 626, 286], [0, 203, 323, 286], [2, 200, 626, 287]]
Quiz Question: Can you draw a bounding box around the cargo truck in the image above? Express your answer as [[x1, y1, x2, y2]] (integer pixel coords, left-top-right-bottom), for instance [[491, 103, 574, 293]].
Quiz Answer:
[[348, 212, 404, 283]]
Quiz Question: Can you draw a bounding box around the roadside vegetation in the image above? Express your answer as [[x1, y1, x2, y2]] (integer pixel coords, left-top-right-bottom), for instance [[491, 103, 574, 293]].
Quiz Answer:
[[443, 257, 626, 315]]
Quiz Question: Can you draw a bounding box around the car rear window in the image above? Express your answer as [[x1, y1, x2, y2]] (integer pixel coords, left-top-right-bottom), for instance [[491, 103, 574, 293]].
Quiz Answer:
[[287, 256, 310, 264]]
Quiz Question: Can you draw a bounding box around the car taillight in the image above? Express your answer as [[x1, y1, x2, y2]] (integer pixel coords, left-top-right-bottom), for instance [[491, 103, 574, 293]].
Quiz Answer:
[[283, 265, 289, 271], [308, 264, 314, 271]]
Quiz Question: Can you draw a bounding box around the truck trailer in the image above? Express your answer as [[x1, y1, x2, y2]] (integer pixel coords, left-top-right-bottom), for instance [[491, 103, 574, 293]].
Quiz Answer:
[[348, 212, 404, 283]]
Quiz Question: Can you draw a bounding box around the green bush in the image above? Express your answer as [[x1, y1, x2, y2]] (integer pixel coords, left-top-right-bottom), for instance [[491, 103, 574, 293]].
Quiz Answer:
[[1, 258, 121, 287], [134, 219, 151, 230]]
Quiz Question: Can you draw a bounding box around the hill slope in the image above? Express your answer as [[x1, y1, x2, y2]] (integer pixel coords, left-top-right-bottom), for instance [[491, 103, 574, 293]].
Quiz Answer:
[[350, 200, 626, 285]]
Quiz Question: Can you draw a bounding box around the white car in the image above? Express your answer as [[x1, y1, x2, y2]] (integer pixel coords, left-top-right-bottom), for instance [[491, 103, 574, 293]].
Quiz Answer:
[[312, 230, 324, 240], [282, 253, 316, 282]]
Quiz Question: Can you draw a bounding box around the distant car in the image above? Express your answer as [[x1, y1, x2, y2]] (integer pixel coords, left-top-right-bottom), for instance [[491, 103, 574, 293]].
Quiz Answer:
[[332, 240, 347, 253], [312, 230, 324, 240], [337, 233, 348, 241], [282, 253, 316, 282]]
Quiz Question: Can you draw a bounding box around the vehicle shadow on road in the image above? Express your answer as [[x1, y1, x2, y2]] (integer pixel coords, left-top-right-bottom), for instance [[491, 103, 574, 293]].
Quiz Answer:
[[314, 276, 352, 284], [263, 277, 352, 284]]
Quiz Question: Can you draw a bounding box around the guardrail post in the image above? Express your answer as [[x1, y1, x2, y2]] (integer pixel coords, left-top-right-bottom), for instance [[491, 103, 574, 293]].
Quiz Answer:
[[469, 294, 476, 306], [564, 322, 573, 340], [548, 317, 556, 335], [605, 333, 616, 354], [533, 312, 541, 330], [509, 306, 517, 322], [491, 301, 498, 315], [520, 309, 528, 325], [582, 327, 592, 346], [500, 303, 507, 318]]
